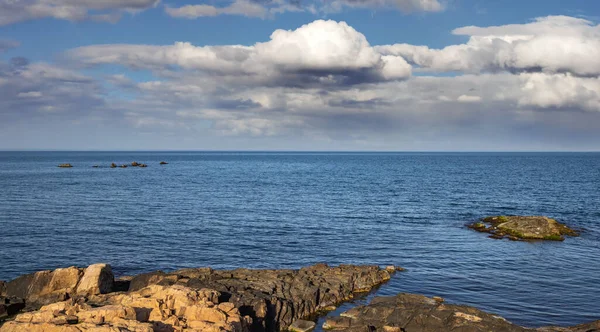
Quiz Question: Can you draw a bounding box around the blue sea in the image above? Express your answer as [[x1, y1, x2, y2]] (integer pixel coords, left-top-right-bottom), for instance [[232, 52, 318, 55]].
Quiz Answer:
[[0, 152, 599, 328]]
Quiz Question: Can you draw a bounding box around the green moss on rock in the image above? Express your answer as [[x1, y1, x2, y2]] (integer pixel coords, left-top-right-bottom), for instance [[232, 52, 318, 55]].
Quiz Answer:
[[468, 216, 579, 242]]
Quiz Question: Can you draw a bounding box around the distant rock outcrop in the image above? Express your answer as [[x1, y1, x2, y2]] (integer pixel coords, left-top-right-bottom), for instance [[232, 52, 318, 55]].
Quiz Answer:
[[468, 216, 579, 241], [159, 161, 168, 165], [57, 164, 72, 168]]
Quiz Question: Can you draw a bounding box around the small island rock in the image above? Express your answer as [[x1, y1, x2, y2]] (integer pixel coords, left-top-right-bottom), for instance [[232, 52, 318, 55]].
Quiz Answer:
[[468, 216, 579, 241]]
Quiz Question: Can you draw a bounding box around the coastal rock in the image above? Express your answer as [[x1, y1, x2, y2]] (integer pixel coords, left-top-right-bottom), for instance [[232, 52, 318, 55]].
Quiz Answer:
[[110, 163, 117, 168], [322, 293, 600, 332], [126, 264, 394, 331], [4, 266, 82, 307], [0, 297, 25, 320], [1, 284, 247, 332], [57, 164, 72, 168], [468, 216, 579, 241], [323, 293, 532, 332], [0, 282, 5, 297], [289, 319, 316, 332], [159, 161, 168, 165], [3, 264, 113, 312], [76, 263, 114, 296]]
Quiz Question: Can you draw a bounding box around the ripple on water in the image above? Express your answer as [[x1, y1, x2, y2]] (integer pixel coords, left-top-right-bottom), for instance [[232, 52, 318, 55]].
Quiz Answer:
[[0, 152, 599, 328]]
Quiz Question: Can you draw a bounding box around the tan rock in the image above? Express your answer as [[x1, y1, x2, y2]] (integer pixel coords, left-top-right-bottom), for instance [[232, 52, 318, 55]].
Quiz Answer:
[[76, 264, 114, 296]]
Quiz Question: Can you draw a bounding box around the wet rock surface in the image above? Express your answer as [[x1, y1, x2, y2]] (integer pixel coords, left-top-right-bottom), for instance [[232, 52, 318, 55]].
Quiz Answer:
[[322, 294, 600, 332], [468, 216, 579, 241]]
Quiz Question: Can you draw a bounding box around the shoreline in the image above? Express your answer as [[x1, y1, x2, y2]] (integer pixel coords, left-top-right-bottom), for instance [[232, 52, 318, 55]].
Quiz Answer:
[[1, 263, 598, 332]]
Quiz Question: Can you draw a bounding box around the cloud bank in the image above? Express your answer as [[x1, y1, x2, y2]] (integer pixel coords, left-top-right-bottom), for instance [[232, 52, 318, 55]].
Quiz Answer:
[[0, 0, 160, 25], [164, 0, 444, 19], [2, 15, 600, 150]]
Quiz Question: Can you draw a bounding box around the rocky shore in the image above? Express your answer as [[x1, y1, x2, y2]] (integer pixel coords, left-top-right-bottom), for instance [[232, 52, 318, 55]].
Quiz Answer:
[[1, 264, 597, 332]]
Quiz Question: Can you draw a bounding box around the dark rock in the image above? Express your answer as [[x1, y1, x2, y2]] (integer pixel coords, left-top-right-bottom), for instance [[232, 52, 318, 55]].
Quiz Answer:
[[131, 161, 140, 167], [139, 164, 147, 168], [110, 163, 117, 168], [0, 297, 25, 320], [119, 164, 128, 168], [57, 164, 72, 168], [468, 216, 579, 241], [323, 293, 600, 332], [289, 319, 316, 332], [0, 281, 5, 297], [160, 161, 168, 165], [127, 264, 394, 332]]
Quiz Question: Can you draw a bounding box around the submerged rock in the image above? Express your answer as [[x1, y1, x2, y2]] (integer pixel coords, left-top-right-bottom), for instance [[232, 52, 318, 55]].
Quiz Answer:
[[468, 216, 579, 241], [322, 293, 599, 332]]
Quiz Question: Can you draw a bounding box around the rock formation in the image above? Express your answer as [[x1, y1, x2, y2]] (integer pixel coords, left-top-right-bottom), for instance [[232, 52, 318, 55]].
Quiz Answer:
[[468, 216, 579, 241], [322, 293, 600, 332], [57, 164, 72, 168], [0, 264, 395, 332]]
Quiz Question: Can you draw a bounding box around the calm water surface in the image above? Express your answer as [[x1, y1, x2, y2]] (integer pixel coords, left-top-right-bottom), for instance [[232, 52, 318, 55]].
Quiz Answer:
[[0, 152, 599, 327]]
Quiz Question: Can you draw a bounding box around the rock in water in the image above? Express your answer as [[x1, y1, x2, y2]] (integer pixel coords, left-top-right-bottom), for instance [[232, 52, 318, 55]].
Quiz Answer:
[[289, 319, 316, 332], [159, 161, 168, 165], [468, 216, 579, 241], [322, 293, 600, 332], [57, 164, 72, 168], [110, 163, 117, 168], [76, 264, 114, 296]]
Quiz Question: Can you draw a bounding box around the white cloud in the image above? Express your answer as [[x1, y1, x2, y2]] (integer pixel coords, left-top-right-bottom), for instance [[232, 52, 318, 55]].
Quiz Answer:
[[18, 91, 43, 98], [457, 95, 481, 103], [517, 73, 600, 111], [68, 20, 412, 85], [165, 0, 443, 19], [324, 0, 444, 13], [4, 17, 600, 150], [0, 0, 160, 26], [165, 0, 269, 19], [377, 16, 600, 77]]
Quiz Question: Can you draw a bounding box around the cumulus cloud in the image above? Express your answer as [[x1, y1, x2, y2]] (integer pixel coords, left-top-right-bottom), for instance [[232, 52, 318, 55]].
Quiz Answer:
[[67, 20, 412, 86], [377, 16, 600, 77], [0, 0, 160, 26], [4, 16, 600, 150]]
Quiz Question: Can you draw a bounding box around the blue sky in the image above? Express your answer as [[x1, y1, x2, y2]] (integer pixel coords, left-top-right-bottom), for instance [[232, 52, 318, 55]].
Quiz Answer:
[[1, 0, 599, 150]]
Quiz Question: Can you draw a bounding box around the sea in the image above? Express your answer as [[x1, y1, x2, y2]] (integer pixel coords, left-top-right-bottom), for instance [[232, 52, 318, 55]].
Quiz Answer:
[[0, 151, 598, 328]]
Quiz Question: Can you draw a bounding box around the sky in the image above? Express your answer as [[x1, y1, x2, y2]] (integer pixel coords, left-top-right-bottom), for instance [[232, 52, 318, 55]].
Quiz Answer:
[[0, 0, 599, 151]]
